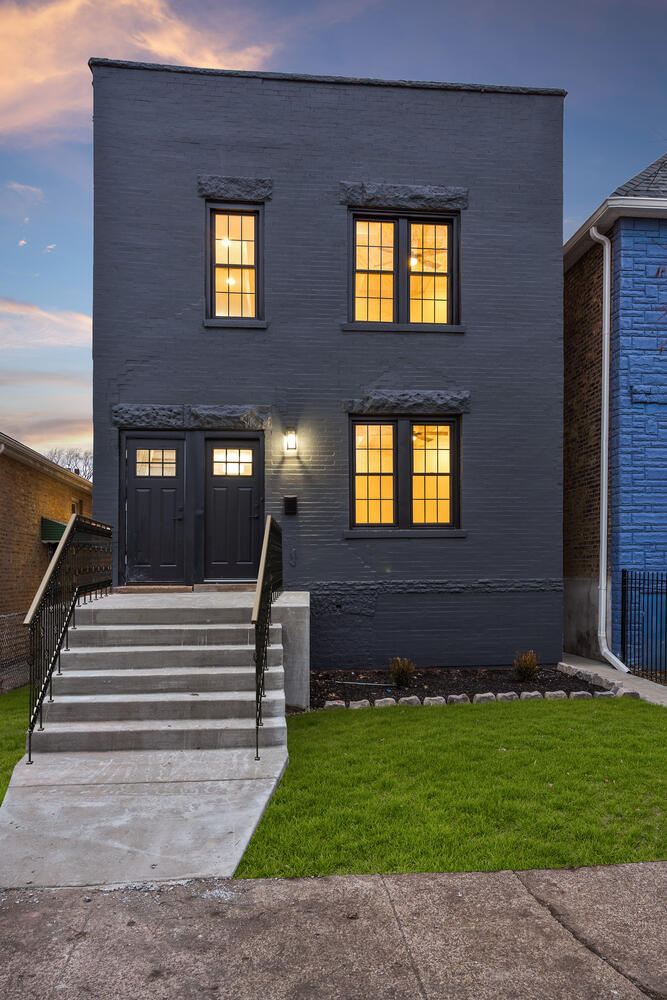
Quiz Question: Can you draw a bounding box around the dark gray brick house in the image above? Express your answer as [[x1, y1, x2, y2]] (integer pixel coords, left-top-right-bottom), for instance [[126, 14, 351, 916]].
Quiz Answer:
[[90, 58, 565, 669]]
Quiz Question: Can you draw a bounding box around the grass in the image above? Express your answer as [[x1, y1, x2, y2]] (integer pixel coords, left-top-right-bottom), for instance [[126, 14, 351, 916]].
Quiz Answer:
[[236, 699, 667, 878], [0, 685, 28, 805]]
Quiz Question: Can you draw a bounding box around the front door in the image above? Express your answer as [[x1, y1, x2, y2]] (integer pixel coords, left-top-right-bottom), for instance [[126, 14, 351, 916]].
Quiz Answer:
[[126, 438, 185, 583], [204, 438, 262, 580]]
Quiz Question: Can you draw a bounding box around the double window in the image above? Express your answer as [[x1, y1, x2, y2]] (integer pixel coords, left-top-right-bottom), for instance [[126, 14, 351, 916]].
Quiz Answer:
[[350, 418, 459, 528], [352, 214, 457, 326]]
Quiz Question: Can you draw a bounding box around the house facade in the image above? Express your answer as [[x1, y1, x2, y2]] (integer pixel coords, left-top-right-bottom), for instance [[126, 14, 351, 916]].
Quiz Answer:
[[90, 59, 565, 669], [0, 432, 92, 691], [563, 154, 667, 662]]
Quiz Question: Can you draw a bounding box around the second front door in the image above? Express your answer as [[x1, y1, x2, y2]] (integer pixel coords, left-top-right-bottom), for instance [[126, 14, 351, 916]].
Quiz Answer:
[[204, 438, 263, 580]]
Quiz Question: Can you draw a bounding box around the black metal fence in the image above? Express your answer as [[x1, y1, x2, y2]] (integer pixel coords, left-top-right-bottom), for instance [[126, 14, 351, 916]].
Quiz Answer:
[[251, 516, 283, 759], [24, 515, 113, 761], [621, 569, 667, 685]]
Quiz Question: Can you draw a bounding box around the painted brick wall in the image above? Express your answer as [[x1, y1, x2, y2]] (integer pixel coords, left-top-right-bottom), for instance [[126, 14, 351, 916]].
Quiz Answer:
[[0, 453, 92, 689], [610, 217, 667, 653], [91, 65, 564, 668], [562, 244, 605, 656]]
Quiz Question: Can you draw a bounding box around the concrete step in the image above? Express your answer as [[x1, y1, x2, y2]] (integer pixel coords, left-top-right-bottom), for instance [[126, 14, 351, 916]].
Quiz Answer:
[[67, 623, 281, 648], [76, 600, 256, 626], [45, 689, 285, 723], [59, 643, 283, 670], [29, 716, 287, 753], [52, 666, 284, 696]]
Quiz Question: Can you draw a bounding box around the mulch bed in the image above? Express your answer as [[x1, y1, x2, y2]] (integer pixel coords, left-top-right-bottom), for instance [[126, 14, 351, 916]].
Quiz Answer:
[[310, 666, 605, 710]]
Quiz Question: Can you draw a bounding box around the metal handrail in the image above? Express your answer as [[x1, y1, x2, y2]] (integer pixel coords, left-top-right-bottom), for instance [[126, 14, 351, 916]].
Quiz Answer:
[[251, 515, 283, 759], [24, 514, 113, 762]]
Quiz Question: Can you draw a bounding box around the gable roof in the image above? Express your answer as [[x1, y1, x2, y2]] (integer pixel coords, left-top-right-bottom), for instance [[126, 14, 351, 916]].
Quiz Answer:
[[564, 152, 667, 271], [610, 153, 667, 199]]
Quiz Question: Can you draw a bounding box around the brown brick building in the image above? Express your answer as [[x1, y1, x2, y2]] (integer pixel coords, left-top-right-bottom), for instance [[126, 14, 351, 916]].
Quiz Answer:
[[0, 432, 92, 691]]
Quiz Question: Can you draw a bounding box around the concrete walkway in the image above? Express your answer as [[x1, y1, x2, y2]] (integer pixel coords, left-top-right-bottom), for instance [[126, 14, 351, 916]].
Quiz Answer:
[[0, 748, 287, 888], [1, 862, 664, 999], [560, 653, 667, 706]]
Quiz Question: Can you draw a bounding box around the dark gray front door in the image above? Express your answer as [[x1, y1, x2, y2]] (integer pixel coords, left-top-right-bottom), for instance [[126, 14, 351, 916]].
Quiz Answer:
[[205, 438, 262, 580], [126, 438, 185, 583]]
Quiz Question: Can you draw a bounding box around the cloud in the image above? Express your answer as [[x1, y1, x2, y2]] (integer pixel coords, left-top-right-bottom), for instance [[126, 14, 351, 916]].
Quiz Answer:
[[43, 243, 56, 253], [1, 415, 93, 451], [6, 180, 44, 200], [0, 370, 90, 387], [0, 0, 276, 143], [0, 297, 91, 348], [18, 238, 27, 246]]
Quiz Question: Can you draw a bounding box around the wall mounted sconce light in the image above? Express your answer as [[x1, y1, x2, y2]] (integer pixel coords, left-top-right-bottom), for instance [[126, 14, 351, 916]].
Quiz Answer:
[[284, 429, 298, 454]]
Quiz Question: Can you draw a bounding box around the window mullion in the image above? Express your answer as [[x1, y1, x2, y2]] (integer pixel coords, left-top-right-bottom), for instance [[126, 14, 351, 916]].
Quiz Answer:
[[397, 218, 407, 324], [396, 418, 411, 528]]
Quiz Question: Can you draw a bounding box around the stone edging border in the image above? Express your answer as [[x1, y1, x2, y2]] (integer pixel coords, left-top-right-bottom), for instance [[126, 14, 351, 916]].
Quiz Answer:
[[323, 688, 640, 710]]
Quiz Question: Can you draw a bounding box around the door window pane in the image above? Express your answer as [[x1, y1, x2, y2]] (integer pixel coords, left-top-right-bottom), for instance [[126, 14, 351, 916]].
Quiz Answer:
[[213, 448, 253, 476], [136, 448, 176, 477]]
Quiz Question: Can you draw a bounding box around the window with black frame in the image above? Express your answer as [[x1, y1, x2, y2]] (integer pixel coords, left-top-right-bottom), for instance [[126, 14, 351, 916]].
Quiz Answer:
[[350, 418, 459, 528], [211, 210, 259, 318], [352, 214, 456, 326]]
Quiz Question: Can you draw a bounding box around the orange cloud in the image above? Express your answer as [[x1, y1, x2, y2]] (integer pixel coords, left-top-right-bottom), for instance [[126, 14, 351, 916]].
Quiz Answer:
[[0, 0, 276, 143], [0, 297, 91, 348]]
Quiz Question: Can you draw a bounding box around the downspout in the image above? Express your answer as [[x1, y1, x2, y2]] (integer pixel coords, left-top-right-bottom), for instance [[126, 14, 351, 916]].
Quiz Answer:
[[589, 226, 629, 672]]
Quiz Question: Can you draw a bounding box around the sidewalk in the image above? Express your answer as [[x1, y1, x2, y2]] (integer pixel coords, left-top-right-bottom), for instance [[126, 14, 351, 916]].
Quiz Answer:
[[1, 862, 664, 999], [559, 653, 667, 707]]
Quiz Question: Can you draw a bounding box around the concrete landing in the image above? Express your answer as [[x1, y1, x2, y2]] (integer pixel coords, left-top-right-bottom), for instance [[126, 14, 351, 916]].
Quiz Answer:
[[560, 653, 667, 706], [0, 862, 664, 999], [0, 748, 287, 889]]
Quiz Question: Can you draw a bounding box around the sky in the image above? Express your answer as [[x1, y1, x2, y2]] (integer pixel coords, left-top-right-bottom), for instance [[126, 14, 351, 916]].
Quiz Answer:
[[1, 0, 665, 456]]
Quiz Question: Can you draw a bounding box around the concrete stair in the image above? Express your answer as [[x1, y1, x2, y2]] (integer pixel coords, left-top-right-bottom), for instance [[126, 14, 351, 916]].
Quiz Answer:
[[32, 594, 286, 753]]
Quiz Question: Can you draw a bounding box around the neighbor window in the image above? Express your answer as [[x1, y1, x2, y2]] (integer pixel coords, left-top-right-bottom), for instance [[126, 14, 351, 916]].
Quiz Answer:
[[211, 210, 259, 318], [352, 214, 456, 325], [350, 418, 458, 528]]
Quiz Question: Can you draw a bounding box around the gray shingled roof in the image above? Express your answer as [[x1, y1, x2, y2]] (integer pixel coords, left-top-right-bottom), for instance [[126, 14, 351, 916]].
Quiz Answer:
[[611, 153, 667, 198]]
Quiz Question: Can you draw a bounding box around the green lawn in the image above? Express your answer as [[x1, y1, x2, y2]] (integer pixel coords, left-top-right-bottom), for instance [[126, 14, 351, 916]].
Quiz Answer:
[[237, 699, 667, 878], [0, 685, 28, 805]]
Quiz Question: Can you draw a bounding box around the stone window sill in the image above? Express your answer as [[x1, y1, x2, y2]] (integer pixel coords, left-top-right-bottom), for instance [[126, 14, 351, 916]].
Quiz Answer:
[[204, 319, 269, 329], [343, 529, 467, 539], [341, 322, 465, 334]]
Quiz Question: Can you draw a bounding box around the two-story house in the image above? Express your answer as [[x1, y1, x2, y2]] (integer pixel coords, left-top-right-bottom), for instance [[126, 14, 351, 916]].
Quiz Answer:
[[90, 58, 565, 671]]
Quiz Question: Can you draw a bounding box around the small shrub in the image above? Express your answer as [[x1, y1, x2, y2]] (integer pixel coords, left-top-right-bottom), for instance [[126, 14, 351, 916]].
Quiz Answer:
[[389, 657, 416, 687], [513, 649, 540, 682]]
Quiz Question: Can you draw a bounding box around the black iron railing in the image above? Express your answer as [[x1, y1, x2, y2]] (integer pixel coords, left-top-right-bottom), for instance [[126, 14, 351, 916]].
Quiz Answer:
[[621, 569, 667, 685], [24, 514, 113, 761], [251, 515, 283, 760]]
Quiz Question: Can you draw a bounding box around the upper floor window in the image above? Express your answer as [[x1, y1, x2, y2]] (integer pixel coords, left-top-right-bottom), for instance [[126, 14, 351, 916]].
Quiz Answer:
[[352, 214, 457, 326], [210, 209, 260, 319]]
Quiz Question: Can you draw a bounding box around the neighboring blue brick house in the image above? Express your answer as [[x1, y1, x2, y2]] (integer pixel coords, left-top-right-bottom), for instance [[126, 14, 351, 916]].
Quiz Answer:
[[563, 154, 667, 666]]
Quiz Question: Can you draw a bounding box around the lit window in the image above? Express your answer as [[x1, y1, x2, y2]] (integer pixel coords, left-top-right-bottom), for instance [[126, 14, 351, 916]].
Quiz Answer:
[[213, 212, 257, 318], [354, 220, 395, 322], [409, 224, 448, 324], [412, 424, 451, 524], [353, 423, 395, 524], [136, 449, 176, 477], [351, 214, 455, 325], [350, 417, 459, 530], [212, 448, 253, 476]]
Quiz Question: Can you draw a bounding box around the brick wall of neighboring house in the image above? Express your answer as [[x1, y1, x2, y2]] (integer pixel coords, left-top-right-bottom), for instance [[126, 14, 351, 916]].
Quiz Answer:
[[563, 242, 605, 657], [0, 450, 92, 691], [610, 217, 667, 655]]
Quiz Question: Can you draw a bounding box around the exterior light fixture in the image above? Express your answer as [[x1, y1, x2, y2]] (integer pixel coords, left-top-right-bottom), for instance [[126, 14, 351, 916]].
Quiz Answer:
[[284, 429, 298, 454]]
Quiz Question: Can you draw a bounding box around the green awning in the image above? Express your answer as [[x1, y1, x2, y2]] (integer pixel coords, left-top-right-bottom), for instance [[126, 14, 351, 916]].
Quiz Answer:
[[41, 517, 67, 543]]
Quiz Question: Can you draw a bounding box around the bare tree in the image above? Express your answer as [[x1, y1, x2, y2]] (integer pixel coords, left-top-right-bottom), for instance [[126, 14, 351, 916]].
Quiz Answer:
[[45, 447, 93, 481]]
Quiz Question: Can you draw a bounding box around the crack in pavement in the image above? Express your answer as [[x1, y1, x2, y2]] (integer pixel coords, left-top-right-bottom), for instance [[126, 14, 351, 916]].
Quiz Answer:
[[380, 875, 429, 1000], [48, 902, 94, 1000], [513, 870, 663, 1000]]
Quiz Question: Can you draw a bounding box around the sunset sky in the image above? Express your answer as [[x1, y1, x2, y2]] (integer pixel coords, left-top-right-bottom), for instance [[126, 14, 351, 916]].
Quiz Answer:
[[1, 0, 665, 456]]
